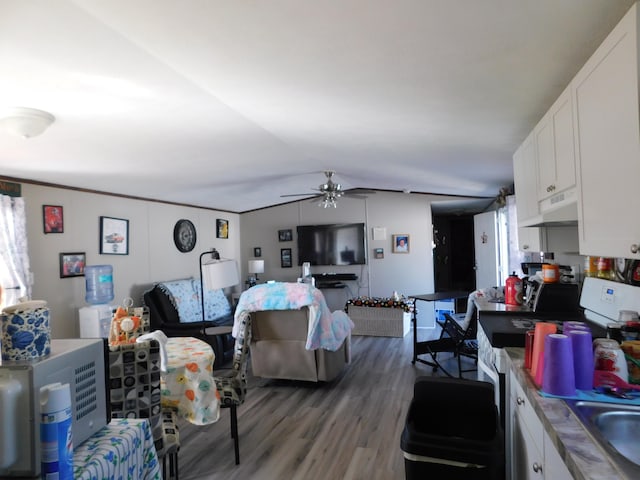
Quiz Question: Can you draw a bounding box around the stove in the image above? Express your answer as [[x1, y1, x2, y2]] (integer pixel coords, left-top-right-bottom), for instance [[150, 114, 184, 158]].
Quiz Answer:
[[476, 277, 640, 425]]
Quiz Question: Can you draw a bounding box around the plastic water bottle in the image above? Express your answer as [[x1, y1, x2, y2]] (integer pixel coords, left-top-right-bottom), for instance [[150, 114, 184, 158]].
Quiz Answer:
[[40, 382, 73, 480], [85, 265, 114, 304]]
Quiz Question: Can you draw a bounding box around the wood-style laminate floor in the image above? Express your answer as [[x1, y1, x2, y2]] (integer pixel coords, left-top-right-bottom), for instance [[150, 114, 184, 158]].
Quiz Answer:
[[175, 331, 478, 480]]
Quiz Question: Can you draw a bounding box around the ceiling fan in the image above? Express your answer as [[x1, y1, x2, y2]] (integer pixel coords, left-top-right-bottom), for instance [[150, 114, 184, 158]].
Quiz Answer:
[[280, 171, 376, 208]]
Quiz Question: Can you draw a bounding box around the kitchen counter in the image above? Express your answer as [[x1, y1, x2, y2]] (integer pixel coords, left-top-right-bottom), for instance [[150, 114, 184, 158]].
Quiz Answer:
[[505, 347, 633, 480], [475, 297, 535, 314]]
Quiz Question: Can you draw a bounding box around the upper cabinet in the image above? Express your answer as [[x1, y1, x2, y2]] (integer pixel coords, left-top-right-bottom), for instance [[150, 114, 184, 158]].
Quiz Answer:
[[514, 86, 578, 230], [573, 3, 640, 258], [513, 133, 544, 252], [513, 132, 539, 225], [534, 86, 576, 208]]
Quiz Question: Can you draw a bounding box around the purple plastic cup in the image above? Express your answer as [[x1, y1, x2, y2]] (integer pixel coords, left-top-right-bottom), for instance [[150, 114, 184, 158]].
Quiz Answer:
[[568, 329, 594, 390], [542, 333, 576, 396], [563, 321, 590, 336]]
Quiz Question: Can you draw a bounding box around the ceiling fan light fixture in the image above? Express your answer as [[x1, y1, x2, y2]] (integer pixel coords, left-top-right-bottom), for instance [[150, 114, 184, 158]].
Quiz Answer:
[[0, 107, 55, 138], [319, 195, 337, 208]]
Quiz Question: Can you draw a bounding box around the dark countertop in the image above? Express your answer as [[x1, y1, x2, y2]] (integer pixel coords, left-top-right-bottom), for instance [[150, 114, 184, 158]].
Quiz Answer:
[[506, 348, 633, 480]]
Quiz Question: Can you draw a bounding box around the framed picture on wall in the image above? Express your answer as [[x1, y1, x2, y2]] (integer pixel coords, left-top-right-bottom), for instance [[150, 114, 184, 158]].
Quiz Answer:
[[100, 216, 129, 255], [254, 247, 262, 257], [43, 205, 64, 234], [59, 252, 86, 278], [281, 248, 292, 268], [278, 229, 292, 242], [392, 234, 410, 253], [217, 219, 229, 239]]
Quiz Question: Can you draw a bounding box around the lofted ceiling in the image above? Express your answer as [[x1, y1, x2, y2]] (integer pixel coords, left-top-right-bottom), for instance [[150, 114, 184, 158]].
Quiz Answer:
[[0, 0, 635, 214]]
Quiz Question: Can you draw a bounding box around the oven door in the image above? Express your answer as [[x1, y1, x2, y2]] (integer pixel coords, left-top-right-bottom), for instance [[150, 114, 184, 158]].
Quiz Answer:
[[477, 323, 506, 428]]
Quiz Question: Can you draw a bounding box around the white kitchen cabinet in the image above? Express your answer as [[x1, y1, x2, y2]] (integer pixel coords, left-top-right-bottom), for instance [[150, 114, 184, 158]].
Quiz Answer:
[[513, 132, 539, 226], [509, 370, 544, 478], [518, 227, 543, 253], [513, 133, 544, 251], [573, 3, 640, 258], [543, 430, 573, 480], [535, 86, 576, 206], [508, 370, 572, 480]]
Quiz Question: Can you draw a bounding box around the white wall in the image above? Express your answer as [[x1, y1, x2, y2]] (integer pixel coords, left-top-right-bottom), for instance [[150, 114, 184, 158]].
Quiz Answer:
[[18, 183, 442, 339], [240, 191, 438, 328], [21, 183, 240, 338]]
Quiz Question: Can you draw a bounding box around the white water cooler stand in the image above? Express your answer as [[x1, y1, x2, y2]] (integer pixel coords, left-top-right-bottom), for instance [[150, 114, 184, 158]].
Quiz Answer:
[[79, 304, 117, 338]]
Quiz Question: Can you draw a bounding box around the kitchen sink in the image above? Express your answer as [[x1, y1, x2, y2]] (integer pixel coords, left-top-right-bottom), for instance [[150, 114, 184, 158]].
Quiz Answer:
[[566, 400, 640, 478]]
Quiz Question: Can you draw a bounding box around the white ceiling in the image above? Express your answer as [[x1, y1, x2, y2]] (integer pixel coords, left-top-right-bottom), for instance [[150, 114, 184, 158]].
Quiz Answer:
[[0, 0, 635, 213]]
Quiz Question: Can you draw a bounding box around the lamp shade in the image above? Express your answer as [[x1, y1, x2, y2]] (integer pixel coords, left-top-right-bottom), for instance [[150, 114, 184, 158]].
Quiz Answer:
[[202, 258, 240, 290], [248, 260, 265, 275]]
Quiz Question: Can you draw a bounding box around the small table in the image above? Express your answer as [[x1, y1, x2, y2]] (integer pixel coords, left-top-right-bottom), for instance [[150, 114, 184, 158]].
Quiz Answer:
[[74, 418, 161, 480], [410, 291, 469, 365], [161, 337, 220, 425]]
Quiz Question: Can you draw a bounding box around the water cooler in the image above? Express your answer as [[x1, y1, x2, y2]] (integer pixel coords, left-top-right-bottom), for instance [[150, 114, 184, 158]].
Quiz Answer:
[[78, 305, 117, 338], [79, 265, 115, 338]]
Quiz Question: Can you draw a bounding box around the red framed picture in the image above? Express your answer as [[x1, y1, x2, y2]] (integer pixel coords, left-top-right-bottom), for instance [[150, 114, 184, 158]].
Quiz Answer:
[[43, 205, 63, 234]]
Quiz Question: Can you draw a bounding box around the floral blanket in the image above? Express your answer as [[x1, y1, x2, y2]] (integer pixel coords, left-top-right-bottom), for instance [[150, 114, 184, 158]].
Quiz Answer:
[[233, 282, 353, 351]]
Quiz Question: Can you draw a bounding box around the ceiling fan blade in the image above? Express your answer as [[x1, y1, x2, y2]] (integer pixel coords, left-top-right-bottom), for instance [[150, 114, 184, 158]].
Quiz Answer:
[[280, 193, 316, 197], [346, 189, 377, 194], [343, 194, 368, 199]]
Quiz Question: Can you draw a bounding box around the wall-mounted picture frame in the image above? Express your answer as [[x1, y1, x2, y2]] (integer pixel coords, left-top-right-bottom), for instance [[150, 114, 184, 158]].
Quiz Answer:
[[278, 229, 292, 242], [374, 248, 384, 259], [392, 234, 410, 253], [254, 247, 262, 257], [59, 252, 86, 278], [217, 219, 229, 239], [100, 216, 129, 255], [43, 205, 64, 234], [281, 248, 292, 268]]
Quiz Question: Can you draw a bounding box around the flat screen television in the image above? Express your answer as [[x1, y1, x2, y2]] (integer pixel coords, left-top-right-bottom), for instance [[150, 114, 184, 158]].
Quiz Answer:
[[297, 223, 366, 266]]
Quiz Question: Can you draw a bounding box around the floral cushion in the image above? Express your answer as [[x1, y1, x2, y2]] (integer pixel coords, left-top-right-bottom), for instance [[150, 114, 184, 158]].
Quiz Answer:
[[158, 278, 231, 323]]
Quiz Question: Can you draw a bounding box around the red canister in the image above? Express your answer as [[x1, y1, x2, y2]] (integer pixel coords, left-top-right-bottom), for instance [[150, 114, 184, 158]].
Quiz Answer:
[[505, 272, 523, 306]]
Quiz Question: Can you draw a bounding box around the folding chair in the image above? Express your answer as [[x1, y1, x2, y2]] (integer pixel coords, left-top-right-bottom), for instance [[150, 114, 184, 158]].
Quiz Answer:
[[418, 313, 478, 378]]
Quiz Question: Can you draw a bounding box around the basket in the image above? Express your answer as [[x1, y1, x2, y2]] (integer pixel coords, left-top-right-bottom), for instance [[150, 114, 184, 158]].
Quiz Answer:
[[347, 305, 411, 337]]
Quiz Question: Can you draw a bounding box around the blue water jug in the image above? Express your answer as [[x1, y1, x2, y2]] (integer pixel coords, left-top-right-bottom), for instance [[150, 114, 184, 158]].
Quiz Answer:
[[85, 265, 114, 304]]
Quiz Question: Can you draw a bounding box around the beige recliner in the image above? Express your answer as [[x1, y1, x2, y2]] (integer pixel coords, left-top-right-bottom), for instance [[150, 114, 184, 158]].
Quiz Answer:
[[249, 308, 350, 382]]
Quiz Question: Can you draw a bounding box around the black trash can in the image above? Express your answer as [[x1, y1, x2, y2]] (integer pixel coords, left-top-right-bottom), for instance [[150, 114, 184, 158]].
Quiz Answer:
[[400, 376, 505, 480]]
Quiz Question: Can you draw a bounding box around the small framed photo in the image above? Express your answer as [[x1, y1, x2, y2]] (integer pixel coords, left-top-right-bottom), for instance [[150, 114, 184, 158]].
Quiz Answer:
[[278, 229, 293, 242], [392, 234, 410, 253], [43, 205, 64, 234], [100, 216, 129, 255], [59, 252, 86, 278], [374, 248, 384, 259], [281, 248, 292, 268], [217, 219, 229, 239], [254, 247, 262, 257]]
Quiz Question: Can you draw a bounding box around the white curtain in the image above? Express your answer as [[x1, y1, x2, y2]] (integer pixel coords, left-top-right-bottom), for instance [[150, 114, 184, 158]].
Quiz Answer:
[[0, 194, 31, 309]]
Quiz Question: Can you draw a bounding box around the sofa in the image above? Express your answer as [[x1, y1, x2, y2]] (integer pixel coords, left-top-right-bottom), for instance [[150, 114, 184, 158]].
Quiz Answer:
[[143, 278, 234, 369], [234, 282, 352, 382]]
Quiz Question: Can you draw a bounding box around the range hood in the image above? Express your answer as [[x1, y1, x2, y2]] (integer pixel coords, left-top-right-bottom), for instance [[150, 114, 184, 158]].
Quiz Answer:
[[520, 188, 579, 227]]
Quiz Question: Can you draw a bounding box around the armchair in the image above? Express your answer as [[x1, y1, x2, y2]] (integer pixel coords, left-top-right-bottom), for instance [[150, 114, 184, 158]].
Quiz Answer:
[[234, 282, 352, 382], [143, 278, 234, 369]]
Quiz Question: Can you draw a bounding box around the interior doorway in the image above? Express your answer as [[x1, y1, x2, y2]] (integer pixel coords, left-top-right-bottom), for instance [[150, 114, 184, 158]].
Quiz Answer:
[[432, 214, 476, 299]]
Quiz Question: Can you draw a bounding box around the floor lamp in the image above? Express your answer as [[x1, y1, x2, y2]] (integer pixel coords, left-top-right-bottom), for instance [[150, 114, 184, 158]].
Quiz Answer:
[[199, 248, 240, 322]]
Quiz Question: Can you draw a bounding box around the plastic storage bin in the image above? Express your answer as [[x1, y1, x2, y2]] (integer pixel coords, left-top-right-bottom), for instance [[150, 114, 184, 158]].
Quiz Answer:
[[401, 376, 504, 480]]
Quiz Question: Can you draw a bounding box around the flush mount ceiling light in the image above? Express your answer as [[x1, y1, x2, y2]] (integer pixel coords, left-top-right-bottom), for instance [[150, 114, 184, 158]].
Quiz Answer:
[[0, 107, 55, 138]]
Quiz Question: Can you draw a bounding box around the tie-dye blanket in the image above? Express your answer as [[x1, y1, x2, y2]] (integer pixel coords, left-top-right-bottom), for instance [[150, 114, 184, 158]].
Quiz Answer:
[[233, 282, 353, 351]]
